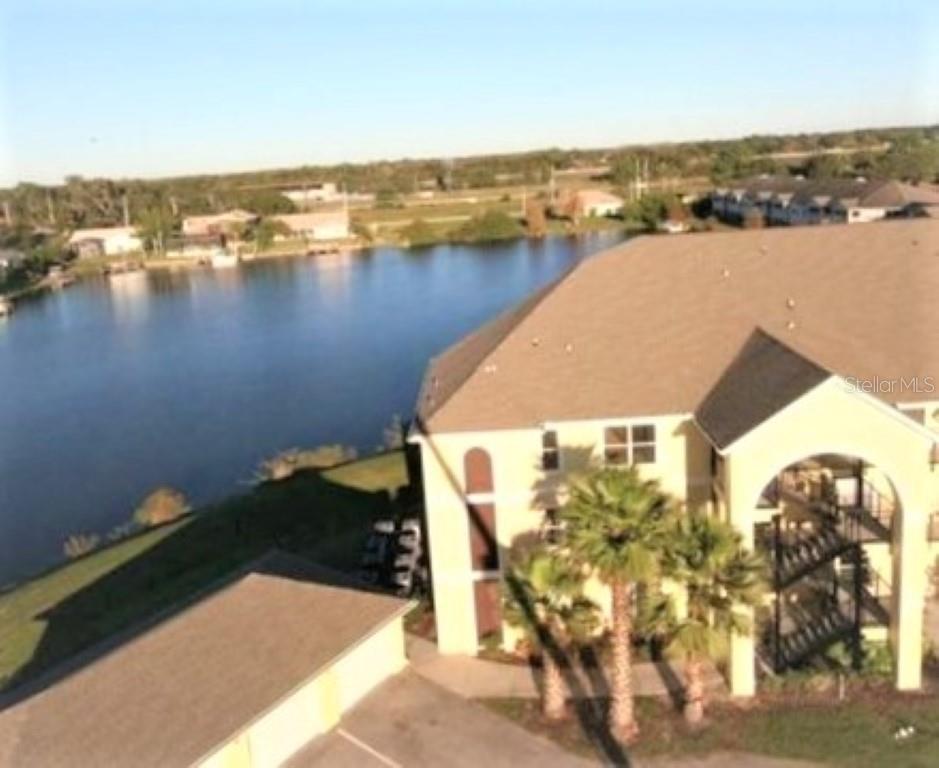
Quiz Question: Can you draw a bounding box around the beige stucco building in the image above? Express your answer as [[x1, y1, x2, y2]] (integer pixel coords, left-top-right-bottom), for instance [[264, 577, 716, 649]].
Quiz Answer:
[[412, 218, 939, 697]]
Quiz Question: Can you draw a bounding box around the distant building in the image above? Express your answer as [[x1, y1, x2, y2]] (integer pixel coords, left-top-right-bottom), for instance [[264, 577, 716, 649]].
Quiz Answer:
[[67, 226, 142, 257], [273, 211, 350, 241], [711, 177, 939, 227], [551, 188, 624, 220], [181, 209, 257, 238], [0, 248, 25, 270], [282, 183, 340, 207], [0, 552, 411, 768]]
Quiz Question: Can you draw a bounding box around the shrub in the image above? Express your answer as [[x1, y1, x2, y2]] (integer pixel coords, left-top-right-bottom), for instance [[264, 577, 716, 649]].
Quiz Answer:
[[256, 444, 358, 483], [134, 487, 190, 528], [453, 210, 523, 243], [382, 414, 406, 450], [63, 532, 100, 559], [400, 219, 439, 247]]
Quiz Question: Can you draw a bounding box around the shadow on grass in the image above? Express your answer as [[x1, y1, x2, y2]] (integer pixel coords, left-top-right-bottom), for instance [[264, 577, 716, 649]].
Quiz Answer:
[[0, 451, 414, 708]]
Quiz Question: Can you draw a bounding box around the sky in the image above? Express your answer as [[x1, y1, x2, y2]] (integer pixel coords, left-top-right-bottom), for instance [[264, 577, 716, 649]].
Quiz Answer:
[[0, 0, 937, 186]]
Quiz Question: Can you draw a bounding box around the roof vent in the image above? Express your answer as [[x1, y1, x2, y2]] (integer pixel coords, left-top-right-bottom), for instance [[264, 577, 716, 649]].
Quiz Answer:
[[531, 337, 541, 347], [483, 363, 498, 374], [786, 320, 797, 331], [786, 297, 796, 309], [721, 268, 731, 278], [564, 343, 574, 353]]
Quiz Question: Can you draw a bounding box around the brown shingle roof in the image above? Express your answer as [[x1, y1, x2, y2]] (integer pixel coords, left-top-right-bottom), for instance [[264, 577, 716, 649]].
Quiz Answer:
[[695, 329, 831, 450], [417, 219, 939, 433], [0, 552, 409, 768]]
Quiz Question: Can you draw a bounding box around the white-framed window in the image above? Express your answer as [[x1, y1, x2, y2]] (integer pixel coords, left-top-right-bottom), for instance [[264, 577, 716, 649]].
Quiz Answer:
[[604, 423, 656, 465], [541, 430, 560, 471]]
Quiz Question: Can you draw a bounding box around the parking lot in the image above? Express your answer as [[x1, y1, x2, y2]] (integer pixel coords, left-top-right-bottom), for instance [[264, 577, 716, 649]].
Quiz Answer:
[[287, 670, 596, 767]]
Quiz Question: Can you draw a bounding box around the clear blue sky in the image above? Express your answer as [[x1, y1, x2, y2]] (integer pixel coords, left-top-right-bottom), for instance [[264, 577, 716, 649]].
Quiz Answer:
[[1, 0, 937, 185]]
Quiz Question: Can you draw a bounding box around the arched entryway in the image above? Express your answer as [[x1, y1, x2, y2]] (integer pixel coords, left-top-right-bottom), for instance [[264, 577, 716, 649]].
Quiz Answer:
[[752, 453, 899, 675]]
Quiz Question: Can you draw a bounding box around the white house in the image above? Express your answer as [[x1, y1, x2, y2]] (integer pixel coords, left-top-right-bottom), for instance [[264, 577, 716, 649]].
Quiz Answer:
[[68, 226, 142, 257], [577, 189, 624, 217], [182, 209, 257, 238], [282, 183, 341, 207], [273, 211, 350, 241]]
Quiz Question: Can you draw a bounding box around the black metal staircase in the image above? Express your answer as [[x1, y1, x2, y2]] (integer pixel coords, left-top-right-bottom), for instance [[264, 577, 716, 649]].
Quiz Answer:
[[761, 472, 892, 674]]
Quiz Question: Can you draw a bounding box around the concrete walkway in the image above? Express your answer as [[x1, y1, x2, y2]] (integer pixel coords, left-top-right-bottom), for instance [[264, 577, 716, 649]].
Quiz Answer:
[[407, 635, 726, 702]]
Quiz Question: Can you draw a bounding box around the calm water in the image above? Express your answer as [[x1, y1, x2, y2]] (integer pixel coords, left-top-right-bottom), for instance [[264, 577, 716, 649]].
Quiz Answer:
[[0, 232, 625, 585]]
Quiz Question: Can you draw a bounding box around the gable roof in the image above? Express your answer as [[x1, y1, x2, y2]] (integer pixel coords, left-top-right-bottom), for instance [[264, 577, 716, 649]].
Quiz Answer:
[[0, 552, 409, 768], [416, 276, 565, 429], [716, 176, 939, 211], [416, 219, 939, 433], [695, 329, 831, 450]]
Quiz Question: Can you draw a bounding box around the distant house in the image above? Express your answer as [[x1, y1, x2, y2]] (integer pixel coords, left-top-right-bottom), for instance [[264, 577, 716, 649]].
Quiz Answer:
[[0, 552, 411, 768], [711, 177, 939, 227], [181, 209, 257, 238], [282, 183, 341, 207], [576, 189, 624, 218], [550, 188, 624, 220], [274, 211, 350, 241], [0, 248, 25, 270], [67, 226, 142, 257]]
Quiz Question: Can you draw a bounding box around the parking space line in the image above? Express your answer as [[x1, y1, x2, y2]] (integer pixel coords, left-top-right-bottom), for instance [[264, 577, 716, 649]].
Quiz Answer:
[[337, 728, 404, 768]]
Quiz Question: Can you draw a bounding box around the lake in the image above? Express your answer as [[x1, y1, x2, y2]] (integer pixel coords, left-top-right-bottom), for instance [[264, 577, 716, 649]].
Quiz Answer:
[[0, 231, 626, 585]]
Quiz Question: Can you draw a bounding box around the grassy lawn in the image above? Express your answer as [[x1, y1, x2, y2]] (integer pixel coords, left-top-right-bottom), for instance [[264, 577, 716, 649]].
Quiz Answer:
[[0, 450, 409, 692], [482, 685, 939, 767]]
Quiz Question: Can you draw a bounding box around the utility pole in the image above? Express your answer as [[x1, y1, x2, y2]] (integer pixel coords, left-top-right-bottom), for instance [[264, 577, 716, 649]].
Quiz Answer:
[[46, 190, 55, 226], [122, 193, 130, 227], [2, 200, 11, 227], [169, 195, 179, 217]]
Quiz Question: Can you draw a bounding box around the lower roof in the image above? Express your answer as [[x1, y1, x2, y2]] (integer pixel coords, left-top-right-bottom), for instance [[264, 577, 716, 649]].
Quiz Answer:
[[0, 552, 409, 768], [417, 219, 939, 433]]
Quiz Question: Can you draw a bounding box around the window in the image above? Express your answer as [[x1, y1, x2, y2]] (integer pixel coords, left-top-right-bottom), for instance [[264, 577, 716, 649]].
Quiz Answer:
[[604, 424, 656, 465], [541, 430, 559, 471], [541, 508, 563, 544]]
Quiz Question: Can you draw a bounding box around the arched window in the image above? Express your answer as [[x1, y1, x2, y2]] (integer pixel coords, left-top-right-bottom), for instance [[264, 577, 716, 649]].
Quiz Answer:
[[464, 448, 493, 495]]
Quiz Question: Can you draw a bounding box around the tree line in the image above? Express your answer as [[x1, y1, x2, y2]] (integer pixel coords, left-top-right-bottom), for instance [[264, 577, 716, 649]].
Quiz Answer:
[[2, 124, 936, 233]]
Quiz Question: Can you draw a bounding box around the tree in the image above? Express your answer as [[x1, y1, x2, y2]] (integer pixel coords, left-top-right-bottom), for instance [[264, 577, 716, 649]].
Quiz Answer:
[[249, 218, 290, 253], [805, 153, 849, 179], [654, 513, 764, 726], [503, 544, 599, 720], [399, 219, 439, 247], [453, 209, 523, 243], [134, 487, 190, 527], [524, 199, 547, 238], [136, 206, 174, 257], [559, 466, 675, 741]]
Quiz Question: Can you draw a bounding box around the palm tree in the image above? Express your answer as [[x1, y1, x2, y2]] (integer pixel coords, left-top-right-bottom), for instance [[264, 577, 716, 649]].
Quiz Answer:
[[503, 544, 599, 720], [657, 513, 765, 725], [559, 465, 675, 742]]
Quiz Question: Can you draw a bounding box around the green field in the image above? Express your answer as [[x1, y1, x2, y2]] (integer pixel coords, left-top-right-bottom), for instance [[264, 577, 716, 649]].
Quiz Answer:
[[0, 451, 409, 692]]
